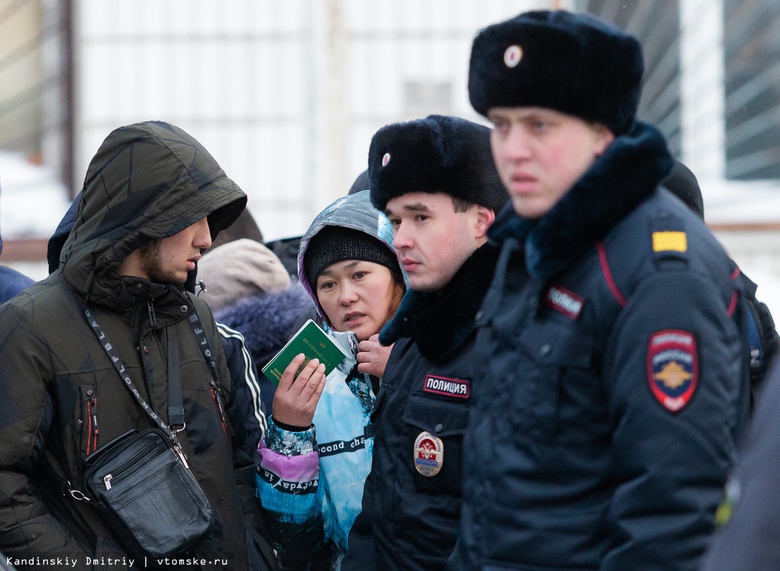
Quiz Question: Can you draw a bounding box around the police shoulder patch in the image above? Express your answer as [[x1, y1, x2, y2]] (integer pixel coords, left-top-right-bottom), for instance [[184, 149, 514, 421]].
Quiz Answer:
[[647, 329, 698, 413]]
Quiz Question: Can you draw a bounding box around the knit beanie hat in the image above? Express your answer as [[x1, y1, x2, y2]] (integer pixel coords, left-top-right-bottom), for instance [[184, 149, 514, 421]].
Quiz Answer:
[[368, 114, 507, 213], [304, 226, 400, 287], [468, 10, 643, 135], [197, 238, 291, 312]]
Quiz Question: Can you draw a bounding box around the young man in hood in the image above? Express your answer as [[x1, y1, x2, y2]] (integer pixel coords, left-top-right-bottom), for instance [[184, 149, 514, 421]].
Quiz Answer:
[[342, 114, 507, 570], [450, 10, 751, 570], [0, 121, 274, 570]]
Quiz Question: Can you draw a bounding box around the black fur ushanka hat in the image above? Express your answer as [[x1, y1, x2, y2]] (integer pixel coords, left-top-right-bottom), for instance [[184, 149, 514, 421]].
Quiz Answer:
[[368, 114, 507, 213], [468, 10, 643, 135]]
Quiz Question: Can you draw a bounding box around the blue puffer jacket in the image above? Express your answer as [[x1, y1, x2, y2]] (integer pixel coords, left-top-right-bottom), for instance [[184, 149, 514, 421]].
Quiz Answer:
[[0, 203, 35, 303], [0, 266, 33, 305], [449, 122, 751, 571], [256, 190, 398, 569]]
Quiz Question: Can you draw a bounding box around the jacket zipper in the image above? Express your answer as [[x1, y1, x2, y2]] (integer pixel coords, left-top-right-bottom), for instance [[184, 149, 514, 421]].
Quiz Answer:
[[210, 379, 229, 438], [147, 299, 157, 329], [98, 439, 163, 490], [86, 394, 99, 455]]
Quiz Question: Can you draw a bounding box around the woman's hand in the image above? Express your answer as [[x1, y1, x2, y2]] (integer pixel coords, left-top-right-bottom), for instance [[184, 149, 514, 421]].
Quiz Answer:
[[356, 334, 393, 378], [271, 354, 327, 428]]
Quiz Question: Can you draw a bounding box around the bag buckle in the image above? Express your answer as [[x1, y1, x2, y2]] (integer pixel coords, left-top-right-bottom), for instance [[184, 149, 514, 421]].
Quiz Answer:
[[66, 481, 90, 502], [170, 422, 186, 434]]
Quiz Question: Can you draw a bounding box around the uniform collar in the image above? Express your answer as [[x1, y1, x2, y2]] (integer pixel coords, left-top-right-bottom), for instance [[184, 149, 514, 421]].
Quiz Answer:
[[380, 244, 499, 361]]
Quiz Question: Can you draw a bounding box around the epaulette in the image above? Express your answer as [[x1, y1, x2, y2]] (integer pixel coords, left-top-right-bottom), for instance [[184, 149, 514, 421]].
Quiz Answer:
[[650, 210, 688, 271]]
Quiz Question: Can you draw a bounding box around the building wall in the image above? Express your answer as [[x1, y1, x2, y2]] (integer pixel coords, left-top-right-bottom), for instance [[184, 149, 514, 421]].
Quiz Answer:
[[5, 0, 780, 313], [0, 0, 43, 155], [74, 0, 555, 242]]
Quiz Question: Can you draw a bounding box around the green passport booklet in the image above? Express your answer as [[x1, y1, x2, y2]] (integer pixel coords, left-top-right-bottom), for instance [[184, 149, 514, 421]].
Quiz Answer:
[[262, 319, 349, 386]]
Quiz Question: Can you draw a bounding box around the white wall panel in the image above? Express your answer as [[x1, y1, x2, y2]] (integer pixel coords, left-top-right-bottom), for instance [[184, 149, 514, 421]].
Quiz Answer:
[[74, 0, 547, 241]]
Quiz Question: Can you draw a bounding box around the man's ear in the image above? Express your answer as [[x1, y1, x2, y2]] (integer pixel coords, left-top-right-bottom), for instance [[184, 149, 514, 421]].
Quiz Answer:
[[474, 206, 496, 239], [593, 123, 616, 157]]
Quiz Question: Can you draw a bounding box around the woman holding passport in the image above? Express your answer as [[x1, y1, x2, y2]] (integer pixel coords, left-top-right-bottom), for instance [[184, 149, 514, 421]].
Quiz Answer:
[[256, 189, 405, 570]]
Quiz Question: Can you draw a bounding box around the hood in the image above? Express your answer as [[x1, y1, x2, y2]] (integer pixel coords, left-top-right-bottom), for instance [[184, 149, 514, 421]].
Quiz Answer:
[[58, 121, 246, 299], [297, 189, 400, 326]]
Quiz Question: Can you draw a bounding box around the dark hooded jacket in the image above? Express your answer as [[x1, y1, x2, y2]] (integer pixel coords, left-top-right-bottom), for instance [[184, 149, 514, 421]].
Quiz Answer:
[[0, 121, 272, 570], [449, 122, 750, 570]]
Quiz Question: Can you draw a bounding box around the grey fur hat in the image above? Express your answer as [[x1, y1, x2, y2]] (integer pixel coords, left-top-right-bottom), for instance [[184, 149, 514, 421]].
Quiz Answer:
[[198, 238, 291, 312]]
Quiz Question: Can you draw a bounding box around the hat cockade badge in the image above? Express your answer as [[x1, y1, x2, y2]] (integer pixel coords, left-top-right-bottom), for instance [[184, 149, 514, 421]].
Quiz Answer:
[[503, 45, 523, 68]]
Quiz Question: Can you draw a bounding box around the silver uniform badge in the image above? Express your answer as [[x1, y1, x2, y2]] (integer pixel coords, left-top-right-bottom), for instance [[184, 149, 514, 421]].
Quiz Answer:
[[414, 431, 444, 477]]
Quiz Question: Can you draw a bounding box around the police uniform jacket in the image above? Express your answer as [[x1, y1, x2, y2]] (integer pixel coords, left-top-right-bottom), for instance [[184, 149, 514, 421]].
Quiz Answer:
[[345, 244, 498, 571], [449, 122, 750, 571]]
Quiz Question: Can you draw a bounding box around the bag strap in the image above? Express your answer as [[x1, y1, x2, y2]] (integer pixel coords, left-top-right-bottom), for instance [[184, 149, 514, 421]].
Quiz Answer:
[[166, 327, 185, 429], [84, 306, 189, 465], [186, 306, 229, 433]]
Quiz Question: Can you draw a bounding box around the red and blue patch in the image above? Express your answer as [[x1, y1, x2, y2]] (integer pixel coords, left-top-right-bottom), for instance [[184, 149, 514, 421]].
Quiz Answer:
[[647, 330, 698, 413], [544, 285, 584, 320]]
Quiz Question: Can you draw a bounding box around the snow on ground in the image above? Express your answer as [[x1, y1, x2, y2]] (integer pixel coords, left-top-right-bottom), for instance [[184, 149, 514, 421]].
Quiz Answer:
[[0, 150, 72, 241]]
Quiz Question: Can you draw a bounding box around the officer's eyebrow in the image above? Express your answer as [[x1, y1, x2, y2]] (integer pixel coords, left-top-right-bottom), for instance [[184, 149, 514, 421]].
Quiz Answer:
[[385, 202, 431, 217]]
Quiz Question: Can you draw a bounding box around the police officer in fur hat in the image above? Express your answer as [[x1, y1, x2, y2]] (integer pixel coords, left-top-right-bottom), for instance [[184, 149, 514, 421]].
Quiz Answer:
[[342, 115, 506, 570], [452, 10, 751, 570]]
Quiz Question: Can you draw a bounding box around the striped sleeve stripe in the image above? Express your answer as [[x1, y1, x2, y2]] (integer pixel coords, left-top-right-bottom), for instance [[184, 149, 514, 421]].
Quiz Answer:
[[217, 322, 268, 437]]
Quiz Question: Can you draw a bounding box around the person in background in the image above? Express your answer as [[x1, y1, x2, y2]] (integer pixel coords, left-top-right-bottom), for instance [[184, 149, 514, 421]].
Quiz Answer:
[[698, 358, 780, 570], [0, 121, 275, 569], [662, 160, 779, 399], [343, 114, 508, 570], [256, 189, 406, 570], [0, 183, 34, 303], [450, 10, 750, 570], [198, 238, 311, 444]]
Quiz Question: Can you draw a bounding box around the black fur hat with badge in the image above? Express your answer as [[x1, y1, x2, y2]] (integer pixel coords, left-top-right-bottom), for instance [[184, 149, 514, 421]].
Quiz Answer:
[[367, 114, 508, 213], [468, 10, 643, 135]]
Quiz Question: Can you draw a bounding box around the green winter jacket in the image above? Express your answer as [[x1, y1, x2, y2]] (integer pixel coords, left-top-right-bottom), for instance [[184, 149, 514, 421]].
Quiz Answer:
[[0, 122, 269, 570]]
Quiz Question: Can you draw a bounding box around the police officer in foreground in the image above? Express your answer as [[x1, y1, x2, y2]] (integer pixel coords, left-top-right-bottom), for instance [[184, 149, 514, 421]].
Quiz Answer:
[[450, 10, 750, 570], [343, 115, 507, 570]]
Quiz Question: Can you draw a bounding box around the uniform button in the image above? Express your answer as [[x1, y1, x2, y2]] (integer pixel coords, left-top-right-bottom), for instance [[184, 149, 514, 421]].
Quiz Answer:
[[540, 343, 552, 356], [180, 305, 188, 313], [135, 283, 143, 289], [475, 310, 483, 321], [434, 423, 443, 433]]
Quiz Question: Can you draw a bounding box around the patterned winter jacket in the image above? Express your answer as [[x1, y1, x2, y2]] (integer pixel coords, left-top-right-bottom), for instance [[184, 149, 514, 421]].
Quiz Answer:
[[256, 190, 397, 569]]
